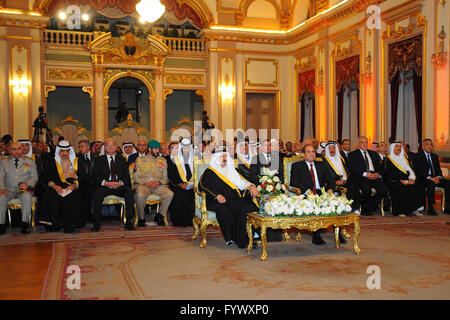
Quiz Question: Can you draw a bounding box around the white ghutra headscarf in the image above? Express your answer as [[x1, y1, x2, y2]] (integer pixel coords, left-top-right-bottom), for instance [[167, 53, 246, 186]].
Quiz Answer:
[[176, 138, 194, 182], [324, 141, 347, 180], [388, 142, 415, 180], [210, 151, 251, 191], [18, 139, 33, 158], [122, 142, 137, 159], [55, 140, 76, 166]]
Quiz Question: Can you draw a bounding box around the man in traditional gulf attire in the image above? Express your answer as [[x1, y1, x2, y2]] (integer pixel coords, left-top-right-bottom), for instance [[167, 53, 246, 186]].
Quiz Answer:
[[323, 141, 361, 213], [122, 142, 137, 162], [0, 142, 38, 234], [39, 141, 82, 233], [133, 140, 174, 227], [199, 150, 259, 248], [235, 139, 252, 181], [167, 138, 195, 227]]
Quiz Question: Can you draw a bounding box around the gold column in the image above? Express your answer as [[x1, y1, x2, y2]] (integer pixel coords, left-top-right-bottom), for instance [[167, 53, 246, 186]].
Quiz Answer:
[[0, 26, 9, 136], [154, 68, 164, 141], [93, 66, 105, 141]]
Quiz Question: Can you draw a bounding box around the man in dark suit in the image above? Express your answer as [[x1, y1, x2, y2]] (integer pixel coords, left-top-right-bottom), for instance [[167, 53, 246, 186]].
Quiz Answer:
[[413, 139, 450, 215], [91, 138, 135, 232], [77, 139, 97, 226], [340, 139, 351, 163], [249, 139, 284, 185], [290, 144, 336, 245], [348, 136, 388, 216]]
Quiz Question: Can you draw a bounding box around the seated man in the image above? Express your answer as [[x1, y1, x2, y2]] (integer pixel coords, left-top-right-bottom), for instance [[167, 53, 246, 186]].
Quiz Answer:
[[235, 139, 252, 181], [199, 150, 259, 248], [121, 142, 137, 162], [413, 138, 450, 215], [290, 144, 336, 245], [0, 142, 38, 234], [127, 139, 147, 166], [133, 140, 173, 227], [323, 141, 361, 214], [347, 136, 388, 216], [39, 141, 83, 233], [91, 138, 135, 232]]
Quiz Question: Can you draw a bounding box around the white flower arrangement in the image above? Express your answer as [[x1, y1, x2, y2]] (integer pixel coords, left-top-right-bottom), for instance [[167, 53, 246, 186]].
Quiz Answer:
[[258, 167, 287, 195], [263, 187, 354, 217]]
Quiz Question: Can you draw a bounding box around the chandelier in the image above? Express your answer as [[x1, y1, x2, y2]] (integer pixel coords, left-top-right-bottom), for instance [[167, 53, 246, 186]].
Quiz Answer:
[[136, 0, 166, 23]]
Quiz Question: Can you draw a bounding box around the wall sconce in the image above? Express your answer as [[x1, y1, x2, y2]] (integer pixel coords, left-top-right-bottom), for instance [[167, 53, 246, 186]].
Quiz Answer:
[[432, 26, 448, 69], [315, 67, 324, 94], [361, 52, 372, 82], [11, 65, 30, 95], [220, 74, 235, 101]]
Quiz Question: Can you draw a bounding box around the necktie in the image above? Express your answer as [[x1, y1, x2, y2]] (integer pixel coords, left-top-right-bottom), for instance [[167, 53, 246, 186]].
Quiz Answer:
[[310, 163, 317, 195], [266, 154, 271, 166], [185, 163, 192, 182], [110, 156, 117, 182], [427, 154, 435, 176], [14, 158, 19, 168], [85, 154, 89, 162], [363, 151, 370, 172]]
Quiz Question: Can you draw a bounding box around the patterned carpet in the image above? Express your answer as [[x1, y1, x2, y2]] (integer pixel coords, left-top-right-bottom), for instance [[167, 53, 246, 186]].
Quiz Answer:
[[35, 216, 450, 300]]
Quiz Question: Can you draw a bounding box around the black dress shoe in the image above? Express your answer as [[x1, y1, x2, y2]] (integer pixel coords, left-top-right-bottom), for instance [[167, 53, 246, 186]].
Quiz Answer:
[[427, 209, 438, 216], [91, 224, 100, 232], [138, 219, 146, 227], [0, 224, 6, 235], [64, 228, 79, 234], [312, 231, 326, 245], [124, 223, 135, 230], [443, 209, 450, 214], [21, 222, 30, 234]]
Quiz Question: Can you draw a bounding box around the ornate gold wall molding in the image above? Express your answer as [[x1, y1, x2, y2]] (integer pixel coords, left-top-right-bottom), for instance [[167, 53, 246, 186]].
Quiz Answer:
[[47, 68, 91, 81], [195, 89, 207, 103], [245, 58, 279, 87], [165, 73, 204, 85], [163, 88, 173, 101], [89, 32, 170, 67], [44, 85, 56, 98], [82, 86, 94, 98]]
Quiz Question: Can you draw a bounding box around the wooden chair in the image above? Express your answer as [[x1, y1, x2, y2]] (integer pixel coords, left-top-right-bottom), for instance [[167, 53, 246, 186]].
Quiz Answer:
[[7, 197, 37, 231]]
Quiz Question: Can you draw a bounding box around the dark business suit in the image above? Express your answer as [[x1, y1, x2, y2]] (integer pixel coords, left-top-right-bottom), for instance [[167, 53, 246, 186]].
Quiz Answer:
[[249, 152, 285, 185], [413, 151, 450, 212], [290, 160, 336, 244], [290, 160, 336, 194], [77, 151, 97, 226], [340, 150, 350, 163], [91, 154, 135, 228], [348, 149, 388, 213]]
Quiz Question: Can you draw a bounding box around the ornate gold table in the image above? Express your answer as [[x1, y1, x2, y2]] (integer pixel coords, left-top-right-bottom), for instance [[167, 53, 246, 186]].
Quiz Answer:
[[246, 212, 361, 261]]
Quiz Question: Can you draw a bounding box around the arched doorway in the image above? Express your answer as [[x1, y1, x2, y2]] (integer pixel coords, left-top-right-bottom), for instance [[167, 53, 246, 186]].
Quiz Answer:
[[107, 77, 150, 131]]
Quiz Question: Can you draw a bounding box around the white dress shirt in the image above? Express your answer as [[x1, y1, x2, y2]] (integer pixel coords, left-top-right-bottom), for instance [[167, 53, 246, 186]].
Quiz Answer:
[[305, 161, 321, 193], [359, 149, 375, 175]]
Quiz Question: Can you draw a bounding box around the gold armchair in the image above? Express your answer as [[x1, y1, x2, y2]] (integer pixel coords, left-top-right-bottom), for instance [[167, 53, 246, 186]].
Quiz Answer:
[[283, 155, 303, 195], [7, 197, 37, 231], [192, 159, 220, 249]]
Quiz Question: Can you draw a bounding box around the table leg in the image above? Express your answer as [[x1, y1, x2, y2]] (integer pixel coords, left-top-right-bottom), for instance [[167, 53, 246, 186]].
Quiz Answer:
[[334, 226, 340, 248], [342, 227, 351, 239], [353, 220, 361, 255], [295, 232, 301, 242], [260, 226, 267, 261], [282, 229, 291, 241], [246, 220, 253, 253]]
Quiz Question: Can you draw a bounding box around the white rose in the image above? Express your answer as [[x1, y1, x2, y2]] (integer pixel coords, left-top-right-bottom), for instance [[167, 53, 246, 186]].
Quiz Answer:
[[266, 185, 274, 192], [276, 184, 281, 190]]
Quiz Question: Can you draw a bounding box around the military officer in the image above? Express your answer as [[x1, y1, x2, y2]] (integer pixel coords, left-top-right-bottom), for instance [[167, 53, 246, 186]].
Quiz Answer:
[[133, 140, 173, 227], [0, 142, 38, 234]]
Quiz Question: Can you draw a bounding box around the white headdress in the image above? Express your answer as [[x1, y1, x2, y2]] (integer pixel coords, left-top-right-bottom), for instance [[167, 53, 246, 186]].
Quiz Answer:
[[175, 138, 194, 182], [55, 140, 76, 166], [236, 140, 252, 167], [18, 139, 33, 158], [388, 142, 415, 180], [210, 151, 250, 190], [324, 141, 347, 180], [122, 142, 137, 158]]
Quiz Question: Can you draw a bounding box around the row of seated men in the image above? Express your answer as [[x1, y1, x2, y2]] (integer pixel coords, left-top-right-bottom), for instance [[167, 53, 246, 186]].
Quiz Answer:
[[0, 135, 449, 248]]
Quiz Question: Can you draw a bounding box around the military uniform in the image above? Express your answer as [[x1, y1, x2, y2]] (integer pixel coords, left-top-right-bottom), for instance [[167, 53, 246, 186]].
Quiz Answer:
[[0, 156, 38, 225], [133, 154, 174, 222]]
